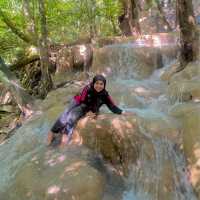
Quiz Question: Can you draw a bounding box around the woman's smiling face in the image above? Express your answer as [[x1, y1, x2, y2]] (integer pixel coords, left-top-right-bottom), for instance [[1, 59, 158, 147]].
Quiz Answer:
[[94, 80, 105, 92]]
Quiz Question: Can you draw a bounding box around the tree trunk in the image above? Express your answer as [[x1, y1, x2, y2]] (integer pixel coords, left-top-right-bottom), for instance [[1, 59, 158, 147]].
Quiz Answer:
[[118, 0, 141, 36], [10, 55, 40, 71], [177, 0, 198, 68], [155, 0, 172, 32], [111, 17, 118, 34], [85, 0, 97, 38], [38, 0, 53, 98]]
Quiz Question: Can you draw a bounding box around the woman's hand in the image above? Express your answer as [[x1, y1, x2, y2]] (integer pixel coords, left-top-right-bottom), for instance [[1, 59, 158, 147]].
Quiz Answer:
[[86, 111, 97, 119], [122, 111, 134, 116]]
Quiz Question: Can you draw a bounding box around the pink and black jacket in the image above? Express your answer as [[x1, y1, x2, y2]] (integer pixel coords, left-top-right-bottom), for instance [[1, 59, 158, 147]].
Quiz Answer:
[[73, 84, 122, 114]]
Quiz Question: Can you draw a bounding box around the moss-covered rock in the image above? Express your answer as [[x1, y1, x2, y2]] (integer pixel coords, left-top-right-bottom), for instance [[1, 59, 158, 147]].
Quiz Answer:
[[170, 103, 200, 198], [167, 61, 200, 102]]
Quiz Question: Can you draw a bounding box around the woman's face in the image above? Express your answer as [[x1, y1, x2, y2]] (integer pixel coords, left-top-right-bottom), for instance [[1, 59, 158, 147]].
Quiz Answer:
[[94, 80, 105, 92]]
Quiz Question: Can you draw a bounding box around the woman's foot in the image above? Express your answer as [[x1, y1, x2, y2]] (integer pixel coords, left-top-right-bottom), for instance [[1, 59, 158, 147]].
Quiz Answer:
[[60, 134, 68, 147], [47, 131, 54, 146]]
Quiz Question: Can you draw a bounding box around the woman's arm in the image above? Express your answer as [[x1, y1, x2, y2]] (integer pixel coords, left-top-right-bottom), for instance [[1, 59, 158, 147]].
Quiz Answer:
[[105, 94, 123, 114]]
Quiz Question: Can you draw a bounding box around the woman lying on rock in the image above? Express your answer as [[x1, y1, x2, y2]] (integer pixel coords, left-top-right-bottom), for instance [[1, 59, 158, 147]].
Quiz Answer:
[[47, 74, 130, 146]]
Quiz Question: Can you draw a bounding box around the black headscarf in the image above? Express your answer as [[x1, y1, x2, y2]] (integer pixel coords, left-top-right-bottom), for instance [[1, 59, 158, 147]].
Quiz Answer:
[[81, 75, 108, 113], [91, 74, 106, 91]]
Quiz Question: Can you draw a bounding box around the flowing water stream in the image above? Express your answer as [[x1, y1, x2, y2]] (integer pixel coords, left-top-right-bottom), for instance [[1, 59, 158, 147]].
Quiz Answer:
[[109, 74, 196, 200], [93, 43, 197, 200]]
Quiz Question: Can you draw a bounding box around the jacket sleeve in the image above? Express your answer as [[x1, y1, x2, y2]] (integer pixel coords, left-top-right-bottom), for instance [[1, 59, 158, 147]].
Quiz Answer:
[[105, 94, 123, 114], [80, 85, 89, 102], [74, 85, 89, 104]]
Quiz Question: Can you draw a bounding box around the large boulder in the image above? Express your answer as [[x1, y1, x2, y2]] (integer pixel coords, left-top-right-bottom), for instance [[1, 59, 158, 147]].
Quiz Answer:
[[0, 83, 13, 105], [1, 148, 105, 200], [166, 62, 200, 102], [72, 112, 186, 200], [163, 61, 200, 197], [0, 83, 21, 143], [75, 114, 141, 174], [0, 101, 109, 200]]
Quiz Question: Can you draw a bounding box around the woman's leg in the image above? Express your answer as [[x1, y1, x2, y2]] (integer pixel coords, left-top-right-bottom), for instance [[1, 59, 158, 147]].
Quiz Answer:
[[60, 105, 86, 146], [47, 99, 78, 145], [47, 131, 54, 145], [47, 119, 65, 145], [59, 99, 78, 125]]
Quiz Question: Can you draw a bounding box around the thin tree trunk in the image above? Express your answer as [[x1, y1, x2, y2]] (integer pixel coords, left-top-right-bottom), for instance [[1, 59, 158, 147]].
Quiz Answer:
[[38, 0, 53, 98], [0, 8, 36, 45], [155, 0, 172, 32], [118, 0, 141, 36], [177, 0, 198, 68], [85, 0, 97, 38], [22, 0, 38, 42], [111, 17, 118, 34]]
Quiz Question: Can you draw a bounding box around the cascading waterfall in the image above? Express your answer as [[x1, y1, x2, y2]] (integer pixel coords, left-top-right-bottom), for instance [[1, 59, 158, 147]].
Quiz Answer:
[[93, 42, 196, 199], [123, 123, 196, 200]]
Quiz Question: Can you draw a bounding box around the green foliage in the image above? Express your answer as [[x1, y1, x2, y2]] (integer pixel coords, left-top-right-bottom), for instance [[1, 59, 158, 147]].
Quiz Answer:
[[46, 0, 121, 41], [0, 28, 27, 62], [0, 0, 122, 63]]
